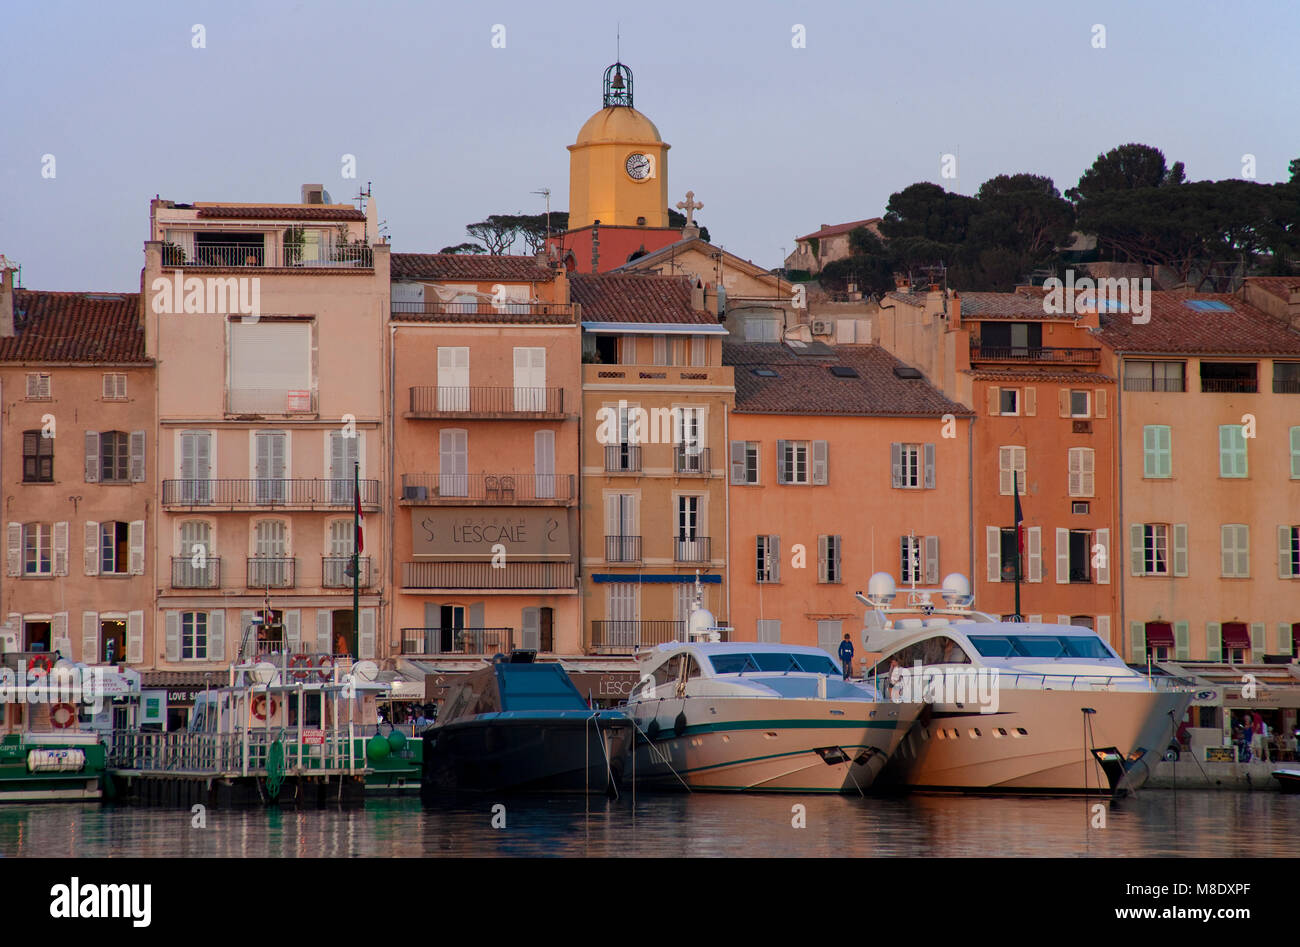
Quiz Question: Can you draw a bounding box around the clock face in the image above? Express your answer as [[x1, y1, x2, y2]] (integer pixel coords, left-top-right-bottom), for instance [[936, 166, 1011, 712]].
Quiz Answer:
[[625, 153, 651, 180]]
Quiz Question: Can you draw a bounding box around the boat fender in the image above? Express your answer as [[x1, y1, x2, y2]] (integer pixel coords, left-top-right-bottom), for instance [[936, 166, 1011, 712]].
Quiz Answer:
[[251, 694, 278, 721], [49, 703, 78, 729], [674, 711, 688, 735], [646, 719, 660, 740]]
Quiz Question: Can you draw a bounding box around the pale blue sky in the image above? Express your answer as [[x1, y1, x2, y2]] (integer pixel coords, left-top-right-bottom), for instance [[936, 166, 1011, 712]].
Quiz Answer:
[[1, 0, 1296, 291]]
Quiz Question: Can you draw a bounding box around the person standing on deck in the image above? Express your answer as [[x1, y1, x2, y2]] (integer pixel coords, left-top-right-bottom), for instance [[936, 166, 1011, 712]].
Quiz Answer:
[[838, 633, 855, 680]]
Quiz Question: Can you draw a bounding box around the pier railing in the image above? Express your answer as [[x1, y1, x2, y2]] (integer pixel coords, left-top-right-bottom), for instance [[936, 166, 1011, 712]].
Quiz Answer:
[[107, 728, 371, 776]]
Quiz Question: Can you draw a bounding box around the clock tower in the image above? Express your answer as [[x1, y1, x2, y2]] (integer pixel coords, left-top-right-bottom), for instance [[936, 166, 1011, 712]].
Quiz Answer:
[[568, 63, 670, 229]]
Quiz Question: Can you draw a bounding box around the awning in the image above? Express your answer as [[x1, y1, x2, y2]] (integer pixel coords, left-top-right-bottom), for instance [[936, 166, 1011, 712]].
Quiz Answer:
[[582, 321, 729, 335], [1144, 623, 1175, 647], [591, 573, 721, 584], [1221, 625, 1252, 649]]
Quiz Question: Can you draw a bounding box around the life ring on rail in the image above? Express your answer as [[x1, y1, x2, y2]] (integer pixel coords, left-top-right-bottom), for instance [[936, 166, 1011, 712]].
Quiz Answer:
[[50, 703, 77, 729], [289, 653, 313, 682], [251, 694, 279, 721], [315, 655, 335, 683], [27, 655, 52, 677]]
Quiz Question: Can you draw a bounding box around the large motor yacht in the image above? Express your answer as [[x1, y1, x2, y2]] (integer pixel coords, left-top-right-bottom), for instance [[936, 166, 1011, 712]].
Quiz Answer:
[[857, 572, 1193, 794], [625, 585, 921, 793]]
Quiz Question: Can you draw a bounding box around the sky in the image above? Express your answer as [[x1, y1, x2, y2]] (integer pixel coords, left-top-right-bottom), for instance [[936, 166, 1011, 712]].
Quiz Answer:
[[1, 0, 1296, 292]]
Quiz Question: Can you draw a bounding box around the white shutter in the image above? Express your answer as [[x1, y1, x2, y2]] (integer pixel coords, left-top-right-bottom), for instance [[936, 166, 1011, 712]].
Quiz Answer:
[[1023, 387, 1036, 416], [730, 441, 746, 482], [6, 524, 19, 576], [1236, 524, 1250, 577], [923, 443, 936, 489], [126, 611, 144, 664], [52, 612, 70, 655], [776, 440, 788, 484], [521, 607, 540, 650], [1280, 526, 1294, 578], [359, 608, 377, 659], [207, 610, 225, 663], [316, 609, 332, 653], [771, 535, 780, 582], [84, 431, 100, 483], [1221, 525, 1234, 576], [284, 610, 301, 651], [817, 535, 829, 583], [1081, 449, 1094, 496], [130, 430, 146, 482], [1057, 614, 1071, 626], [1027, 615, 1042, 623], [1026, 526, 1042, 582], [534, 430, 555, 498], [986, 525, 1001, 583], [1130, 524, 1145, 576], [129, 520, 145, 575], [987, 387, 1000, 415], [1097, 615, 1111, 646], [439, 429, 468, 497], [1173, 523, 1188, 576], [924, 535, 939, 584], [1055, 528, 1069, 584], [1095, 528, 1110, 584], [891, 443, 904, 488], [812, 441, 828, 484], [165, 612, 181, 662], [1175, 621, 1191, 661], [1058, 389, 1071, 418], [82, 612, 99, 663], [1250, 623, 1266, 659], [1094, 389, 1107, 419], [228, 321, 311, 391], [999, 447, 1012, 495], [84, 521, 100, 576], [53, 521, 69, 576]]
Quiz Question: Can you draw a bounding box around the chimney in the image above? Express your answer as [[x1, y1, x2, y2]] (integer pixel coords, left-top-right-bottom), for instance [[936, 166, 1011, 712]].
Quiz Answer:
[[0, 265, 14, 338], [949, 290, 961, 329], [690, 278, 704, 311], [894, 275, 911, 294], [301, 183, 325, 205]]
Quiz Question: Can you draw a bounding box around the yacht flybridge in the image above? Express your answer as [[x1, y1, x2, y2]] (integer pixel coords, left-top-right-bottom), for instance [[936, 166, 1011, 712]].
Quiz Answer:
[[625, 578, 921, 793], [855, 572, 1193, 794]]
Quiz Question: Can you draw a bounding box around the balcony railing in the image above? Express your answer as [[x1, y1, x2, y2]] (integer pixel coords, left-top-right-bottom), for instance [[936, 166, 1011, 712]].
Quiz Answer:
[[970, 345, 1101, 365], [1122, 377, 1186, 393], [399, 472, 574, 503], [162, 478, 381, 509], [589, 620, 730, 654], [226, 388, 318, 415], [674, 446, 710, 475], [674, 536, 712, 562], [605, 535, 642, 562], [322, 556, 372, 589], [1200, 378, 1258, 393], [391, 301, 574, 321], [604, 444, 642, 473], [164, 241, 372, 269], [171, 556, 220, 589], [408, 385, 566, 417], [1273, 378, 1300, 393], [400, 627, 514, 656], [402, 560, 573, 590], [247, 557, 296, 589]]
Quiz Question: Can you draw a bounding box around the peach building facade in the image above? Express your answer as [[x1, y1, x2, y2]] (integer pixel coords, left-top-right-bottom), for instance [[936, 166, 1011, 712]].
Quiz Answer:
[[145, 192, 390, 676], [0, 276, 154, 665], [723, 341, 974, 670], [388, 253, 581, 658]]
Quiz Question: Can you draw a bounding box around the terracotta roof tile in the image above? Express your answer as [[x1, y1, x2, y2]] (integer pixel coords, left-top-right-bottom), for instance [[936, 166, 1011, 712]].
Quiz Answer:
[[391, 253, 553, 282], [724, 342, 973, 416], [570, 274, 715, 325], [1095, 293, 1300, 355], [1, 291, 147, 363], [967, 369, 1115, 384], [1245, 276, 1300, 302], [196, 205, 365, 221], [796, 218, 882, 242]]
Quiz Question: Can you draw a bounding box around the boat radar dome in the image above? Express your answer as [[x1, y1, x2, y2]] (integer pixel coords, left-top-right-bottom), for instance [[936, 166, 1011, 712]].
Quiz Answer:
[[688, 606, 719, 642], [940, 573, 974, 606], [865, 572, 897, 606]]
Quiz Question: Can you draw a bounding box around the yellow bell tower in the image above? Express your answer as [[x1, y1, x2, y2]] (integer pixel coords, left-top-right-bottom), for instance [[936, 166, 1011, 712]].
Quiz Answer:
[[568, 63, 670, 229]]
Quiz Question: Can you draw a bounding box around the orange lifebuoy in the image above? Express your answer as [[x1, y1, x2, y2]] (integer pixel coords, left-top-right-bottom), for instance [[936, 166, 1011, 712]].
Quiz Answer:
[[251, 694, 279, 721], [27, 655, 52, 677], [289, 653, 312, 682], [50, 703, 77, 729], [315, 655, 335, 683]]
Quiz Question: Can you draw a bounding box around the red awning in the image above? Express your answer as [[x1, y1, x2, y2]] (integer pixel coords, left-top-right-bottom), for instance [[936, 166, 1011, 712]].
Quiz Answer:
[[1144, 623, 1175, 647], [1221, 624, 1251, 649]]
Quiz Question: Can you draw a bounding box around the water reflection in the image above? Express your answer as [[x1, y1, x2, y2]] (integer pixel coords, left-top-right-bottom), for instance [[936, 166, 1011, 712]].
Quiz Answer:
[[0, 791, 1295, 858]]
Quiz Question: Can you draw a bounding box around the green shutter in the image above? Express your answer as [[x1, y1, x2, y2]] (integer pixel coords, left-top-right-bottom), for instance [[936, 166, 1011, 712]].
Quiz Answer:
[[1129, 621, 1145, 662], [1174, 621, 1190, 661], [1143, 426, 1156, 478], [1250, 622, 1266, 659], [1157, 425, 1172, 478], [1292, 427, 1300, 479], [1206, 622, 1222, 662]]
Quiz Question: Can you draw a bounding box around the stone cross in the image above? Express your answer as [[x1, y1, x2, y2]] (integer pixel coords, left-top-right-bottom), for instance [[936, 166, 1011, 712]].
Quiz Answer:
[[676, 191, 703, 225]]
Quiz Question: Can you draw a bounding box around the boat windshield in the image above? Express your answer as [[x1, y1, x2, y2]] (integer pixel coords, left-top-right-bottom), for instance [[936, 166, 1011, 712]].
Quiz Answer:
[[708, 652, 840, 675], [967, 635, 1115, 660]]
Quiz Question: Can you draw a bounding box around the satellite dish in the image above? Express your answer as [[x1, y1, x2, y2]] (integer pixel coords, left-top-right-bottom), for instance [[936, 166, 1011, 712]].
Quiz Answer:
[[350, 660, 379, 683], [251, 661, 277, 686]]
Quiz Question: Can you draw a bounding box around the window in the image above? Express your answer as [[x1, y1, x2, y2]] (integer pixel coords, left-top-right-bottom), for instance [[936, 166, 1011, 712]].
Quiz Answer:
[[1068, 530, 1092, 583], [1069, 390, 1090, 417], [744, 319, 779, 342], [25, 372, 51, 400], [1069, 616, 1095, 631], [179, 430, 212, 504], [891, 443, 935, 489], [676, 496, 706, 561], [999, 388, 1019, 415], [1282, 526, 1300, 579], [605, 494, 637, 561], [1123, 360, 1185, 392], [756, 535, 779, 583], [998, 447, 1026, 495], [1292, 427, 1300, 479], [756, 620, 782, 643], [1275, 361, 1300, 394], [818, 535, 842, 583], [1067, 448, 1094, 497], [22, 431, 54, 482], [100, 522, 130, 575], [999, 528, 1020, 582], [1200, 361, 1257, 394], [513, 347, 547, 411], [181, 612, 208, 661], [227, 321, 313, 414], [1220, 524, 1250, 578], [1142, 425, 1171, 478], [1144, 621, 1173, 661], [254, 431, 288, 503], [328, 430, 360, 504], [252, 520, 290, 587], [102, 373, 127, 400], [1218, 425, 1248, 478], [23, 524, 52, 576], [1142, 524, 1169, 576], [901, 535, 923, 583], [779, 441, 808, 484], [729, 441, 759, 484], [99, 432, 129, 483]]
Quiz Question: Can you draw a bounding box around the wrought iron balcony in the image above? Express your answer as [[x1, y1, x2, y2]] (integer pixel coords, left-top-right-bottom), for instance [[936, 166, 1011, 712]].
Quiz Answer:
[[1201, 378, 1258, 393], [322, 556, 372, 589], [970, 345, 1101, 365], [604, 444, 641, 473], [399, 472, 574, 504], [247, 557, 296, 589], [401, 560, 574, 590], [589, 619, 730, 654], [162, 478, 381, 510], [674, 446, 710, 475], [674, 536, 712, 562], [407, 385, 566, 418], [171, 556, 220, 589], [1274, 379, 1300, 393], [391, 301, 574, 322], [161, 240, 372, 269], [400, 627, 514, 656], [604, 535, 642, 562]]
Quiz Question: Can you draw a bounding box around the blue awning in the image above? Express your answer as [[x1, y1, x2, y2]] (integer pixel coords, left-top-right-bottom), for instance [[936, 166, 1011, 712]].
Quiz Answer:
[[590, 573, 721, 584]]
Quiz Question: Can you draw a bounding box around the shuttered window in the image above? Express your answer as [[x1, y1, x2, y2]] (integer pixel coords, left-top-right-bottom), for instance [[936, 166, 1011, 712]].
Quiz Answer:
[[1218, 425, 1248, 478], [998, 446, 1026, 495], [1143, 425, 1172, 478]]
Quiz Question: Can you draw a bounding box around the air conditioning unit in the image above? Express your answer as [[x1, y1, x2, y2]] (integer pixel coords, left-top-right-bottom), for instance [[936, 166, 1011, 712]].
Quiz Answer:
[[1072, 501, 1090, 515], [1072, 420, 1092, 434], [403, 485, 428, 501], [810, 320, 833, 335], [0, 630, 18, 654]]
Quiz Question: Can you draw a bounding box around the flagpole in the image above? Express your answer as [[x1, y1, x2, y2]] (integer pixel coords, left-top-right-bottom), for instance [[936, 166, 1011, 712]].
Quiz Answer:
[[1013, 470, 1023, 621], [352, 459, 360, 655]]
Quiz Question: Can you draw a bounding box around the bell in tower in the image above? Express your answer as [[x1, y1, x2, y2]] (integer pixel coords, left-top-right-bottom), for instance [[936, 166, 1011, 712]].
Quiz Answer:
[[603, 62, 634, 108]]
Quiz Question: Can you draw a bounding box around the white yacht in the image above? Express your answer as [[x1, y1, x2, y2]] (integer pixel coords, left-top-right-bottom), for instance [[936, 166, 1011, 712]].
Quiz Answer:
[[625, 589, 921, 793], [857, 572, 1193, 794]]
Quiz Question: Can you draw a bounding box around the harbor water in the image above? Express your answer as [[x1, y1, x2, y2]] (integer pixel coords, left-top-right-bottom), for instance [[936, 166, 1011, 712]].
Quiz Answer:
[[1, 790, 1297, 858]]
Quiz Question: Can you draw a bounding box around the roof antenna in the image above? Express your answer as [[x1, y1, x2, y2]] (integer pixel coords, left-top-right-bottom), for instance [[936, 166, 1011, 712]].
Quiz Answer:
[[617, 22, 620, 61]]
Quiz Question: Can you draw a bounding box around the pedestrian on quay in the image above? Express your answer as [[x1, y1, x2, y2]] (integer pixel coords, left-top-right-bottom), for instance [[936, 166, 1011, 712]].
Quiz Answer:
[[1252, 712, 1269, 762], [838, 633, 855, 681]]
